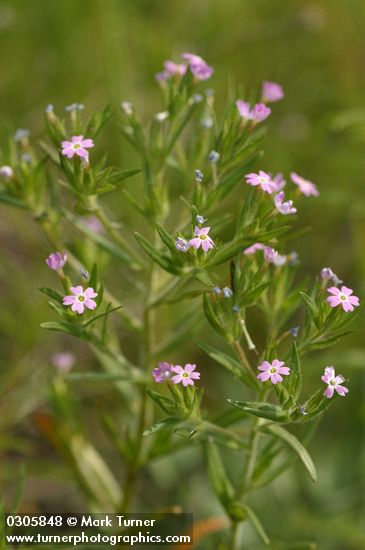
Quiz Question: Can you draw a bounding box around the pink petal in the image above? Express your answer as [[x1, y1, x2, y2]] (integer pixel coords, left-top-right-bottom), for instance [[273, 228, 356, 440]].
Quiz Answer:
[[272, 359, 284, 369], [188, 238, 202, 250], [63, 296, 76, 305], [327, 296, 341, 307], [327, 287, 340, 296], [184, 363, 196, 373], [171, 365, 184, 374], [85, 299, 97, 310], [199, 227, 211, 235], [335, 384, 348, 396], [171, 374, 182, 384], [202, 239, 214, 252], [271, 373, 283, 384], [258, 361, 271, 372], [182, 377, 194, 387], [70, 286, 84, 295], [75, 148, 89, 159], [72, 301, 85, 314], [62, 148, 75, 159], [349, 295, 359, 306], [84, 287, 98, 299], [257, 372, 271, 382], [61, 140, 72, 148], [340, 286, 353, 296], [324, 386, 334, 398], [278, 366, 290, 375], [81, 139, 94, 148], [342, 301, 354, 312], [71, 135, 83, 143], [189, 372, 201, 380]]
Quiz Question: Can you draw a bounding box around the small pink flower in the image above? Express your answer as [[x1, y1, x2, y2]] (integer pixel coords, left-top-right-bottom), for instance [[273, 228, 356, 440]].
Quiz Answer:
[[46, 252, 67, 270], [236, 100, 271, 123], [61, 135, 94, 160], [262, 81, 284, 103], [321, 366, 348, 398], [189, 226, 214, 253], [321, 267, 335, 280], [52, 352, 75, 373], [264, 246, 287, 266], [257, 359, 290, 384], [152, 361, 173, 383], [63, 286, 98, 315], [244, 242, 265, 255], [171, 363, 201, 387], [181, 53, 213, 80], [245, 171, 278, 194], [290, 172, 319, 197], [155, 60, 187, 81], [274, 191, 297, 215], [327, 286, 359, 312], [272, 172, 286, 191]]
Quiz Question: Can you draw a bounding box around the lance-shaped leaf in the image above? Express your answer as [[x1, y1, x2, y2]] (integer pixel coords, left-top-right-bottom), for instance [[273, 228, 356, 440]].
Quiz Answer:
[[41, 321, 86, 339], [203, 441, 235, 510], [202, 293, 228, 338], [227, 400, 289, 422], [300, 291, 320, 328], [0, 193, 28, 209], [155, 222, 177, 253], [292, 386, 341, 422], [177, 421, 248, 450], [40, 287, 64, 305], [242, 505, 270, 545], [259, 424, 317, 482], [209, 237, 248, 267], [134, 232, 182, 274], [196, 340, 257, 389], [147, 389, 177, 416], [143, 417, 181, 436]]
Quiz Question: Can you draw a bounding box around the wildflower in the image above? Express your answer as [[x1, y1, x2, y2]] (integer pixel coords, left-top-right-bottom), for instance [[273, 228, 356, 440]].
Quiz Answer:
[[236, 100, 271, 123], [288, 251, 299, 265], [84, 216, 103, 234], [65, 102, 84, 112], [80, 270, 89, 279], [46, 252, 67, 270], [189, 226, 214, 253], [332, 274, 343, 285], [274, 191, 297, 215], [321, 267, 335, 280], [61, 135, 94, 160], [289, 326, 300, 338], [245, 171, 278, 194], [223, 287, 233, 298], [290, 172, 320, 197], [175, 237, 190, 253], [244, 242, 265, 255], [171, 363, 201, 387], [63, 286, 98, 315], [121, 101, 133, 116], [257, 359, 290, 384], [182, 53, 213, 80], [52, 352, 75, 373], [212, 286, 222, 295], [14, 128, 30, 142], [155, 60, 186, 81], [195, 169, 204, 182], [0, 165, 13, 179], [208, 150, 220, 163], [262, 81, 284, 103], [232, 304, 241, 313], [272, 172, 286, 191], [264, 246, 287, 266], [298, 405, 308, 415], [196, 215, 207, 224], [45, 104, 54, 114], [152, 361, 173, 383], [327, 286, 359, 312], [21, 153, 32, 164], [191, 94, 203, 104], [321, 366, 348, 398], [155, 111, 169, 122]]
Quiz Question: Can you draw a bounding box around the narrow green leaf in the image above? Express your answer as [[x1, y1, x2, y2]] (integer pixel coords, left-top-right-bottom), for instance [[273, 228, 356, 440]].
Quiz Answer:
[[243, 505, 270, 545], [260, 424, 317, 482], [0, 193, 28, 209], [202, 293, 227, 338], [228, 400, 289, 422], [82, 305, 123, 327], [285, 342, 302, 401], [40, 287, 64, 304], [143, 417, 180, 436], [134, 232, 181, 274], [155, 223, 177, 253], [147, 390, 177, 415], [203, 441, 235, 508], [41, 321, 85, 338]]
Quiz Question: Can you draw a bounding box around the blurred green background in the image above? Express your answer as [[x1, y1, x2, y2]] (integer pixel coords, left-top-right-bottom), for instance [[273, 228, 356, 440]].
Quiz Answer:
[[0, 1, 365, 548]]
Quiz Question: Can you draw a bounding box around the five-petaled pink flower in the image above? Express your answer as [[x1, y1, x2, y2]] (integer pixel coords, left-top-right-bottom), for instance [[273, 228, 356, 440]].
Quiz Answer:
[[61, 135, 94, 160], [327, 286, 359, 312], [290, 172, 319, 197], [262, 81, 284, 103], [46, 252, 67, 270], [321, 366, 348, 398], [171, 363, 201, 387], [155, 60, 187, 81], [152, 361, 173, 383], [274, 191, 297, 215], [264, 246, 286, 266], [181, 53, 213, 80], [236, 100, 271, 124], [245, 171, 278, 194], [189, 226, 214, 252], [63, 286, 98, 315], [244, 242, 265, 255], [257, 359, 290, 384]]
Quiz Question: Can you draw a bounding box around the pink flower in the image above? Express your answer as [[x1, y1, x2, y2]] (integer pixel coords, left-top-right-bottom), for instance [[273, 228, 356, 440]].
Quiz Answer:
[[52, 352, 75, 373], [321, 267, 335, 280], [171, 363, 201, 387], [46, 252, 67, 270], [262, 81, 284, 103], [61, 135, 94, 160], [244, 242, 265, 255], [236, 100, 271, 123], [245, 171, 278, 194], [274, 191, 297, 215], [0, 165, 13, 179], [152, 361, 173, 383], [321, 366, 348, 398], [155, 60, 187, 81], [290, 172, 319, 197], [272, 172, 286, 191], [257, 359, 290, 384], [264, 246, 287, 266], [327, 286, 359, 312], [63, 286, 98, 315], [181, 53, 213, 80], [189, 226, 214, 252]]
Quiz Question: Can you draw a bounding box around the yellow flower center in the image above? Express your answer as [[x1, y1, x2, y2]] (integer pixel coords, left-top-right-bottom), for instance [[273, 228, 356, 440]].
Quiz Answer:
[[73, 143, 81, 149], [78, 296, 85, 302], [340, 294, 347, 301], [182, 372, 189, 377], [270, 367, 277, 373], [200, 234, 207, 240]]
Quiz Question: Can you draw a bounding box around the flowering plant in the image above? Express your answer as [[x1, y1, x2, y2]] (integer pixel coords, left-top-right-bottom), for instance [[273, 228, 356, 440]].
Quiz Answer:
[[0, 53, 359, 547]]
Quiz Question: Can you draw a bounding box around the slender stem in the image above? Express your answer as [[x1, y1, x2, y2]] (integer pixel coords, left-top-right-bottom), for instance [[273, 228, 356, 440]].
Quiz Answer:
[[229, 521, 240, 550]]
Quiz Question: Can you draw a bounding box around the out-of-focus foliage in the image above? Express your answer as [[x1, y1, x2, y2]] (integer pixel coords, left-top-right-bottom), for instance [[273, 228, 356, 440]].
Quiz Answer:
[[0, 1, 364, 549]]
